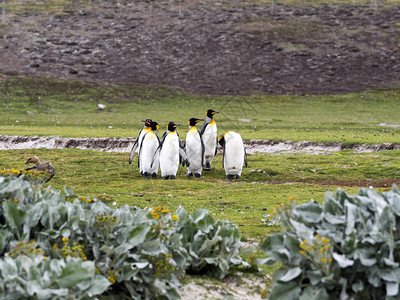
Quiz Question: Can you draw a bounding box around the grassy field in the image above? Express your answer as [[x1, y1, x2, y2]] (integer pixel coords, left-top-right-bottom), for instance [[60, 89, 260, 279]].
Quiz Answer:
[[1, 147, 399, 241], [1, 76, 400, 242], [1, 77, 400, 144]]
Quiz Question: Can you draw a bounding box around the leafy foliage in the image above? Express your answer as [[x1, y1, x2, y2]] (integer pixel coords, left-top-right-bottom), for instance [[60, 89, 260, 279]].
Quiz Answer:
[[0, 172, 247, 299], [260, 186, 400, 300], [174, 207, 245, 279]]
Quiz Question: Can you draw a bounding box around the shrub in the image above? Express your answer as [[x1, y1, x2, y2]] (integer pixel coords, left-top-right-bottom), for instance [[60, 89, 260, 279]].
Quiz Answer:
[[260, 186, 400, 300], [173, 207, 244, 279], [0, 171, 247, 299]]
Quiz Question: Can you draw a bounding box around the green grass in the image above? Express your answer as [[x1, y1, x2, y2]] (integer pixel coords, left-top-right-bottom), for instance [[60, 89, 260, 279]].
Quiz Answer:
[[2, 148, 399, 241], [1, 77, 400, 144], [1, 77, 400, 238]]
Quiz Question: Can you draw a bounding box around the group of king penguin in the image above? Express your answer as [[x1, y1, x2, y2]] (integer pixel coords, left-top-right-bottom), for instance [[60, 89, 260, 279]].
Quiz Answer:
[[128, 109, 247, 180]]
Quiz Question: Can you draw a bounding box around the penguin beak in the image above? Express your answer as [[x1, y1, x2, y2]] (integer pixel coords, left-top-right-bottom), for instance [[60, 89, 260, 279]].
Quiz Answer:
[[174, 124, 181, 127], [142, 120, 152, 126], [197, 119, 205, 122], [212, 111, 219, 114]]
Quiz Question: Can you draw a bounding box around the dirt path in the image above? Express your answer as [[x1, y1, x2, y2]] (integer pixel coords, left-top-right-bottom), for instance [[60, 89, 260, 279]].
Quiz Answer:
[[1, 1, 400, 95], [1, 135, 400, 154]]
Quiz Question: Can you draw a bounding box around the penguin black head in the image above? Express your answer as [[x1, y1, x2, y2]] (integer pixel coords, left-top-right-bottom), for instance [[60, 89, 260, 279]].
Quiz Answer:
[[218, 133, 227, 147], [167, 122, 180, 132], [206, 109, 219, 119], [188, 118, 205, 127], [150, 121, 159, 132], [141, 119, 153, 127]]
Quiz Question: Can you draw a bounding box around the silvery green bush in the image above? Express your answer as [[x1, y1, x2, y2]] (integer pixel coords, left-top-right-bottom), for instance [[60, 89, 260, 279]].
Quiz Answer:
[[260, 186, 400, 300], [0, 172, 246, 299], [173, 207, 244, 279]]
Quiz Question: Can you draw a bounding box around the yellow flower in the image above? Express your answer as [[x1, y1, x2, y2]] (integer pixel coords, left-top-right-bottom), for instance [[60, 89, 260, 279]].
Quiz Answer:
[[107, 276, 116, 284], [62, 237, 69, 242], [315, 234, 321, 238], [260, 290, 267, 298], [289, 196, 296, 200], [299, 250, 306, 255], [43, 256, 47, 261], [172, 215, 178, 221], [329, 258, 332, 262], [306, 245, 312, 250], [322, 237, 330, 243], [321, 258, 327, 262], [320, 248, 325, 253]]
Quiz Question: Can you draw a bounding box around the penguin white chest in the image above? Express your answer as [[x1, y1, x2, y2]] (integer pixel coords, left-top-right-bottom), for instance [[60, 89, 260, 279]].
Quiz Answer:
[[140, 132, 159, 174], [203, 123, 217, 157], [186, 129, 202, 173], [223, 132, 245, 176], [136, 128, 150, 153], [160, 133, 180, 176]]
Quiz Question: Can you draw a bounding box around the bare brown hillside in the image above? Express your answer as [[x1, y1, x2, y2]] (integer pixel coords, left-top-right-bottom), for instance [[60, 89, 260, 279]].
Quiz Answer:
[[1, 1, 399, 95]]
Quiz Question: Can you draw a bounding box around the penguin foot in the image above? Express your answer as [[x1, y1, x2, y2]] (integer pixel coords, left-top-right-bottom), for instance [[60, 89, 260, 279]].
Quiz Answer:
[[142, 172, 151, 178], [188, 173, 193, 177], [226, 174, 234, 180], [203, 163, 214, 171], [194, 173, 201, 178], [163, 176, 170, 180], [151, 173, 157, 178], [170, 175, 176, 180], [235, 175, 240, 180]]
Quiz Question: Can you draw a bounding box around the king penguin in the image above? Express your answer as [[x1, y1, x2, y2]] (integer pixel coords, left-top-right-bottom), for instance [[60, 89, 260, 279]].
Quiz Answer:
[[200, 109, 219, 170], [129, 119, 152, 165], [138, 121, 160, 178], [218, 131, 247, 180], [153, 122, 189, 179], [186, 117, 205, 178]]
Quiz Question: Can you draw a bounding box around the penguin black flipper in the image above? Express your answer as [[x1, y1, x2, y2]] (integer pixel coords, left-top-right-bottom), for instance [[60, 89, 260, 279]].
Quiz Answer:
[[151, 131, 167, 168], [179, 147, 190, 167], [199, 129, 205, 168], [214, 136, 218, 155], [244, 148, 248, 168], [129, 129, 143, 164], [200, 119, 211, 136], [177, 131, 190, 167], [222, 142, 225, 169]]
